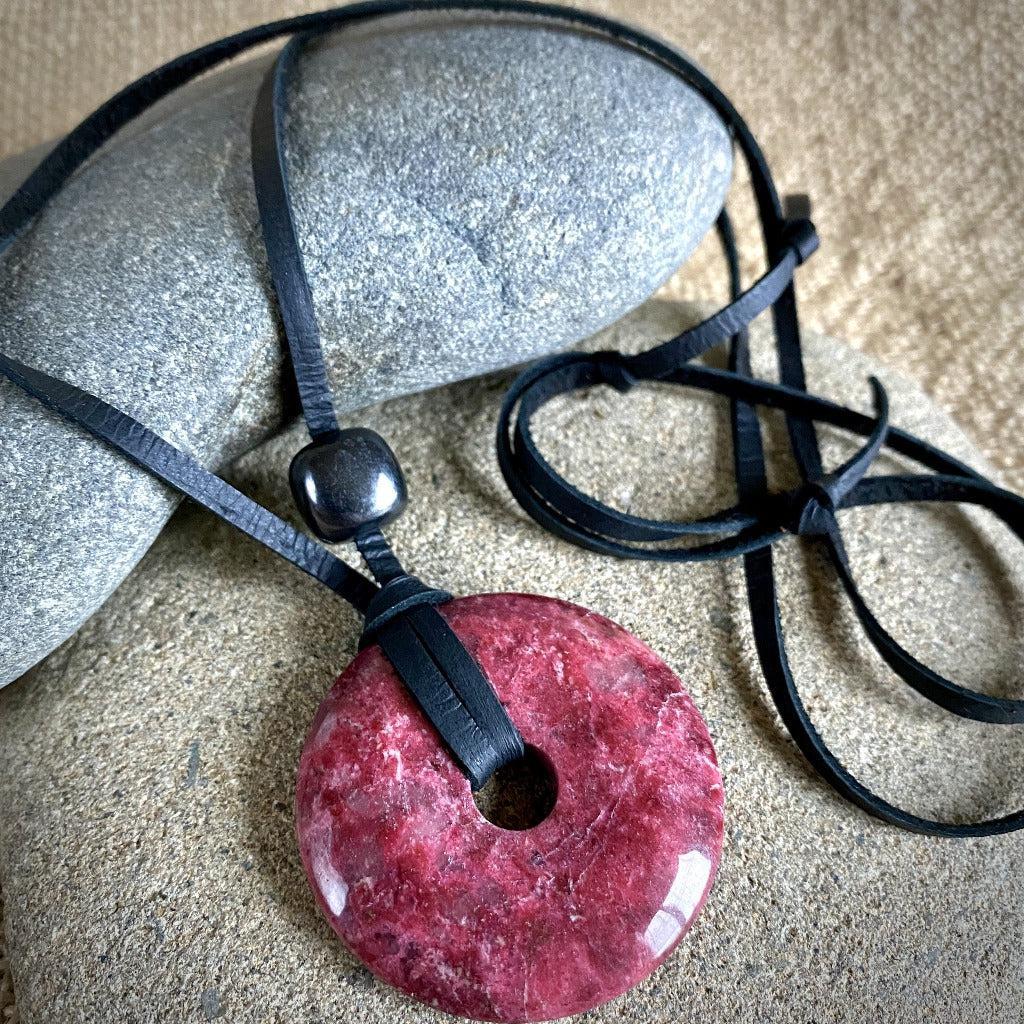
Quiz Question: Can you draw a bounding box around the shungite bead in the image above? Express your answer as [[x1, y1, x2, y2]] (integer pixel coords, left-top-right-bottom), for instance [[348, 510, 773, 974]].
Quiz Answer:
[[289, 429, 407, 542]]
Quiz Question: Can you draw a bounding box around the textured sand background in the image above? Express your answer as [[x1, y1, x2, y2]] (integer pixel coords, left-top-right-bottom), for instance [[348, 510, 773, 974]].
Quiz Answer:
[[0, 1, 1022, 1022]]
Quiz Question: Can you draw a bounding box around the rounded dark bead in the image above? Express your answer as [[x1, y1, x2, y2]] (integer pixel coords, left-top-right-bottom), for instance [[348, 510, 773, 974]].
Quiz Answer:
[[289, 428, 408, 542]]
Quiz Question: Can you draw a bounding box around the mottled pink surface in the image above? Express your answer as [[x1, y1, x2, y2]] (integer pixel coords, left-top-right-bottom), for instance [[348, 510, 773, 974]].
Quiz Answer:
[[296, 594, 724, 1022]]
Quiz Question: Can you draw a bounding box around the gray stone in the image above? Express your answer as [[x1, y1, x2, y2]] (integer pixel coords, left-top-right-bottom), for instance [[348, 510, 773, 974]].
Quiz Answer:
[[0, 13, 732, 687]]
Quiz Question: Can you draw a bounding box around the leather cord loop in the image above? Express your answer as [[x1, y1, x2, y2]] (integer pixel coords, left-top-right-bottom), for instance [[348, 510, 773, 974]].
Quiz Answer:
[[354, 529, 524, 788], [359, 574, 453, 641], [497, 202, 1024, 836]]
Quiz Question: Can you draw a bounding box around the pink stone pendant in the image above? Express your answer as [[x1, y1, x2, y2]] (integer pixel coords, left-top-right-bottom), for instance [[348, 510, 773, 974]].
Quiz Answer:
[[296, 594, 724, 1022]]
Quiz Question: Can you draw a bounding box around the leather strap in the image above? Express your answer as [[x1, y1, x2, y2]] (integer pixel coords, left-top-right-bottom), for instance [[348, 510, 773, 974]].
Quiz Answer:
[[251, 33, 341, 441], [355, 528, 524, 787]]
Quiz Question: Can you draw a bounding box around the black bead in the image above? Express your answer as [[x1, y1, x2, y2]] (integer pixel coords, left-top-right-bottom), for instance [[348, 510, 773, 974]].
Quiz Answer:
[[289, 428, 408, 542]]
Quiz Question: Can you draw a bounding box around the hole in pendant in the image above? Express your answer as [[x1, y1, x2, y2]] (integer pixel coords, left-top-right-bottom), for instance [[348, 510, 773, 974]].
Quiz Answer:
[[472, 745, 557, 831]]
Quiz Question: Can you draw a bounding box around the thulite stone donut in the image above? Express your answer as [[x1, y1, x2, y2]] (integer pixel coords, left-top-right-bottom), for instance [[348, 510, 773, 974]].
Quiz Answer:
[[296, 593, 724, 1022]]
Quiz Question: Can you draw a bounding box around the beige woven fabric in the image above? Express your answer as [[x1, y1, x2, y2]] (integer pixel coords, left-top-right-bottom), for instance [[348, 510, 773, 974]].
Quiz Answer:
[[0, 2, 1022, 1021]]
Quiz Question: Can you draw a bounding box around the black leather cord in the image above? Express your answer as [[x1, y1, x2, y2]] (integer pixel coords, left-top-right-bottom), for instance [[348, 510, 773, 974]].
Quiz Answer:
[[0, 352, 379, 612], [251, 32, 341, 441], [1, 1, 1020, 830], [498, 204, 1024, 836], [354, 527, 524, 787]]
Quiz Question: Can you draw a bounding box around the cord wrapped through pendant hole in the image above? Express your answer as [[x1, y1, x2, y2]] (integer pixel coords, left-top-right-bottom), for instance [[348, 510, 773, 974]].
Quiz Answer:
[[472, 745, 557, 831]]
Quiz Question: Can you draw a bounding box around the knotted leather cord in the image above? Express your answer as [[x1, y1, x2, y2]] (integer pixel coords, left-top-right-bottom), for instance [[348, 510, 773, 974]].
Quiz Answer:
[[0, 1, 1019, 831], [496, 222, 1024, 833]]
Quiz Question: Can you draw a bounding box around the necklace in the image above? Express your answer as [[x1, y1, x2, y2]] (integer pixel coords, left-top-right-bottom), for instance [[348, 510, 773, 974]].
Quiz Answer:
[[1, 3, 1022, 1022]]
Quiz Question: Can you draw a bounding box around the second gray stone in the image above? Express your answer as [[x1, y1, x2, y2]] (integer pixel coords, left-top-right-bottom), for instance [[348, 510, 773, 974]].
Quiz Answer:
[[0, 13, 732, 687]]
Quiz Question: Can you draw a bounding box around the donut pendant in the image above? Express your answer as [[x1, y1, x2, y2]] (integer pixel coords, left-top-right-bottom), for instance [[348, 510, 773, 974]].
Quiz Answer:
[[296, 593, 724, 1022]]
